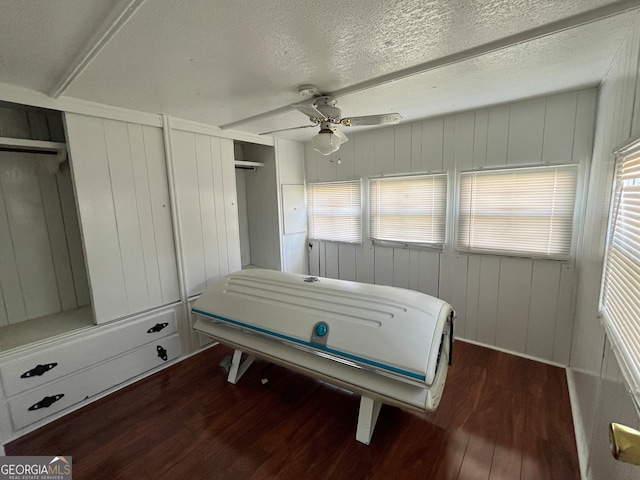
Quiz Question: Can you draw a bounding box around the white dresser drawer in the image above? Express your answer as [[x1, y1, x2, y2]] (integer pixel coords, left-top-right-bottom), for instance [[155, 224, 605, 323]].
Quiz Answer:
[[0, 308, 178, 397], [8, 333, 181, 430]]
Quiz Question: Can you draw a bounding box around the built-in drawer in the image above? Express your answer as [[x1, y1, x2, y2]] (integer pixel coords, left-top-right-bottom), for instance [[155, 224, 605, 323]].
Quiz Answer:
[[8, 333, 181, 430], [0, 308, 178, 398]]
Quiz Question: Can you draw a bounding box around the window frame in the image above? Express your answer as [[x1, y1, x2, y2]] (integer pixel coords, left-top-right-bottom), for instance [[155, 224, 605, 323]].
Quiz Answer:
[[455, 163, 580, 261], [599, 136, 640, 408], [368, 172, 448, 251], [306, 179, 363, 244]]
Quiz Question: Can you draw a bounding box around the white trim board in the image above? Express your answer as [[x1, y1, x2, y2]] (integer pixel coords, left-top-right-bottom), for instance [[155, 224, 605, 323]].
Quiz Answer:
[[455, 336, 567, 369], [566, 368, 591, 480]]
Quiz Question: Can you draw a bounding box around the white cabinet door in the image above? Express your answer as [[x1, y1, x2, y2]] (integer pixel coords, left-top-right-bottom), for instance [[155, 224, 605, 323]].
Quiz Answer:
[[65, 114, 180, 323], [171, 130, 241, 297]]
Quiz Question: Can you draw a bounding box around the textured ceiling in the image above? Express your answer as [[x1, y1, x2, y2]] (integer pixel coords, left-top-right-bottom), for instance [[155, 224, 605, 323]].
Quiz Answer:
[[0, 0, 638, 141]]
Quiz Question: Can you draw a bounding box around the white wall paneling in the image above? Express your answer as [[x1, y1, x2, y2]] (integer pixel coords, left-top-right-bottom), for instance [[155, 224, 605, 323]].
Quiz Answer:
[[241, 143, 281, 271], [170, 129, 241, 298], [570, 14, 640, 480], [0, 152, 89, 327], [235, 169, 251, 266], [305, 88, 597, 364], [66, 114, 179, 323]]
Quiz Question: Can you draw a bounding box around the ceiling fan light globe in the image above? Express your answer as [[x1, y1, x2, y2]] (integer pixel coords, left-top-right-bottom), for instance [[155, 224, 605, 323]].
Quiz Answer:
[[312, 131, 340, 155]]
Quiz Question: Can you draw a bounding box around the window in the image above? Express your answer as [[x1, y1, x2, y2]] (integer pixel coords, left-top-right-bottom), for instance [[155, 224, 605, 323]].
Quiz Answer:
[[307, 180, 362, 243], [601, 138, 640, 402], [369, 174, 447, 247], [458, 165, 578, 259]]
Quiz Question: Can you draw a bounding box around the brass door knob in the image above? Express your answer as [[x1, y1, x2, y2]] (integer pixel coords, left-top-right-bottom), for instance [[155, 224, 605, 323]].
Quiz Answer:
[[610, 423, 640, 466]]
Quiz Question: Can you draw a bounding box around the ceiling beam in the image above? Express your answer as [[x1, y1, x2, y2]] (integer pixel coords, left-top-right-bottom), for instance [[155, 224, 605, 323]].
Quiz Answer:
[[220, 0, 640, 131], [49, 0, 147, 99]]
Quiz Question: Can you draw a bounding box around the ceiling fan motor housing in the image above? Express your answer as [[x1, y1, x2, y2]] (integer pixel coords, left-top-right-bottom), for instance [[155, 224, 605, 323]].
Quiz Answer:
[[314, 96, 342, 122]]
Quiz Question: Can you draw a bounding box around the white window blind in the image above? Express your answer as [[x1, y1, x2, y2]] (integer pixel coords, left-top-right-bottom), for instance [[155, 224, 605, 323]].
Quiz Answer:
[[458, 165, 578, 259], [307, 180, 362, 243], [601, 141, 640, 403], [369, 174, 447, 246]]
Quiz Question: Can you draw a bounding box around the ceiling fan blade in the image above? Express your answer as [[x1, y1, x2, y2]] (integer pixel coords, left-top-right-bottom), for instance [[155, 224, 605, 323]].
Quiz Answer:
[[343, 113, 402, 127], [260, 124, 318, 135], [332, 127, 349, 144], [291, 101, 328, 120]]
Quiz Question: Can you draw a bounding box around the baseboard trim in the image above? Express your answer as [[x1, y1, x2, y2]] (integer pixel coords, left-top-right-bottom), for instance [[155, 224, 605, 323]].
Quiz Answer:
[[455, 337, 567, 368], [566, 367, 590, 480]]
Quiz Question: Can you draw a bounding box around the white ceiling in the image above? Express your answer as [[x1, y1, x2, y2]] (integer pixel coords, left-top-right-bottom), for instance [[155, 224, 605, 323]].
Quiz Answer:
[[1, 0, 639, 142]]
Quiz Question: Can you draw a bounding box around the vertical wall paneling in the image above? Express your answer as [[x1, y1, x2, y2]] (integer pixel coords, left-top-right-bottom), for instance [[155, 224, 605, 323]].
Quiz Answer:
[[448, 254, 470, 340], [486, 106, 510, 166], [507, 98, 546, 165], [420, 118, 444, 172], [495, 257, 533, 352], [65, 115, 128, 321], [324, 242, 339, 279], [142, 126, 180, 304], [476, 256, 500, 346], [315, 150, 338, 182], [553, 263, 575, 365], [392, 248, 410, 289], [220, 139, 242, 273], [38, 168, 76, 311], [355, 242, 375, 284], [542, 92, 578, 164], [304, 143, 318, 182], [308, 241, 320, 277], [303, 87, 596, 365], [338, 244, 356, 281], [195, 134, 222, 285], [275, 138, 307, 274], [66, 113, 178, 322], [170, 131, 206, 297], [394, 124, 412, 174], [464, 255, 482, 340], [527, 261, 562, 360], [56, 165, 91, 306], [374, 128, 395, 175], [213, 137, 232, 276], [442, 116, 456, 172], [0, 160, 27, 324], [374, 247, 394, 285], [472, 110, 489, 168], [418, 251, 439, 297], [104, 120, 149, 314], [336, 136, 355, 179], [236, 170, 251, 266], [453, 113, 474, 171], [410, 123, 422, 173]]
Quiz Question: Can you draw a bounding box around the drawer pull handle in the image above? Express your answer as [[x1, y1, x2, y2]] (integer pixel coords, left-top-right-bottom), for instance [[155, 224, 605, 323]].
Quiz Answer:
[[29, 394, 64, 411], [157, 345, 168, 361], [21, 363, 58, 378], [147, 322, 169, 333]]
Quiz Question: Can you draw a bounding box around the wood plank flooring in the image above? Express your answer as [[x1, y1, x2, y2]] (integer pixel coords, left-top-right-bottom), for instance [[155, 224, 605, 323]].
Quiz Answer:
[[6, 341, 580, 479]]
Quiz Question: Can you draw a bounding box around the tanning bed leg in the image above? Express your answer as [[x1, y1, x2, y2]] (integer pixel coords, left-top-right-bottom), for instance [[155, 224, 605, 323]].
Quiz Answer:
[[227, 349, 256, 384], [356, 396, 382, 445]]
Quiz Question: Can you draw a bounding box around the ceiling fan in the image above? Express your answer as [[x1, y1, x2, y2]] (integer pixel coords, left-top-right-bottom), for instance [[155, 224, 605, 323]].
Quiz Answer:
[[261, 85, 402, 155]]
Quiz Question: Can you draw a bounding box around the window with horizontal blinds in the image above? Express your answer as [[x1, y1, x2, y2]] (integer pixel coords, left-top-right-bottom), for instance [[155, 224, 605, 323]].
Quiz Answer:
[[369, 174, 447, 247], [458, 165, 578, 259], [601, 141, 640, 403], [307, 180, 362, 243]]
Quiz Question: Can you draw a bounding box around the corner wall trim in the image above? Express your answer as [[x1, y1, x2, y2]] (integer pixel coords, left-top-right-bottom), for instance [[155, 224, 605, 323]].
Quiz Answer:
[[566, 368, 591, 480]]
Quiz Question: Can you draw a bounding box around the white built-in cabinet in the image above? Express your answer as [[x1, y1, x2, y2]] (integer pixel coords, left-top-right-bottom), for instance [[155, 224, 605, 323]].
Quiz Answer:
[[65, 114, 180, 323], [169, 128, 241, 298]]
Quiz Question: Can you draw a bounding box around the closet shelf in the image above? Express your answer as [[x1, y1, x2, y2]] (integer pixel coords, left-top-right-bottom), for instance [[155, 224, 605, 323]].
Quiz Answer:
[[0, 137, 67, 173]]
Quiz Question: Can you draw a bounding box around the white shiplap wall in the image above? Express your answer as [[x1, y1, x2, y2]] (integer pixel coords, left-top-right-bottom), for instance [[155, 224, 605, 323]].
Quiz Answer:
[[0, 153, 89, 326], [305, 88, 597, 365], [170, 129, 241, 297], [65, 114, 180, 323]]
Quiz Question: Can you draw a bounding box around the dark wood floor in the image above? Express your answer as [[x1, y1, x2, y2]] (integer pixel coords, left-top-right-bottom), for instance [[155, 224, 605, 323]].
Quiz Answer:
[[6, 341, 580, 480]]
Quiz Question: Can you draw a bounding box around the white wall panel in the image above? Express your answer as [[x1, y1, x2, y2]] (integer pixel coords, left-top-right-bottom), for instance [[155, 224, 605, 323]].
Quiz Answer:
[[67, 113, 178, 322], [171, 129, 241, 296], [324, 242, 339, 279], [392, 248, 410, 289], [338, 244, 356, 281], [304, 88, 595, 365]]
